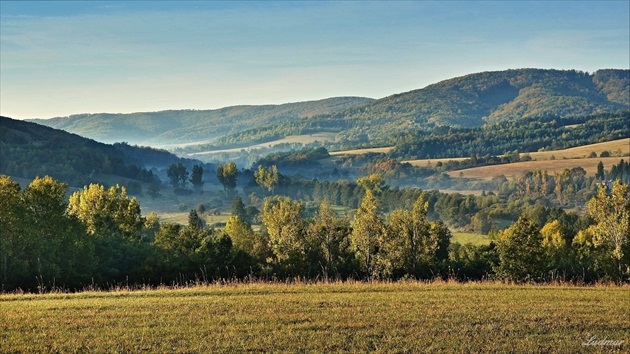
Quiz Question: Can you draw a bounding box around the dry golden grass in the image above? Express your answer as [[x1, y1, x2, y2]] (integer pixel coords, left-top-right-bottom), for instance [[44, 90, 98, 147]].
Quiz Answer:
[[448, 157, 625, 180], [158, 212, 232, 226], [2, 282, 628, 353], [404, 138, 629, 166], [522, 138, 629, 161]]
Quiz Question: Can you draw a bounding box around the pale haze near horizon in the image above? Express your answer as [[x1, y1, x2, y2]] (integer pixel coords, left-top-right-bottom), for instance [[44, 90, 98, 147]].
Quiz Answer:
[[1, 1, 628, 120]]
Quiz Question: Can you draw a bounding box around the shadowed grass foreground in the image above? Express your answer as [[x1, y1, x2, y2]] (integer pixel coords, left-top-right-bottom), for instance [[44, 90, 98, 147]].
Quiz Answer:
[[1, 282, 628, 353]]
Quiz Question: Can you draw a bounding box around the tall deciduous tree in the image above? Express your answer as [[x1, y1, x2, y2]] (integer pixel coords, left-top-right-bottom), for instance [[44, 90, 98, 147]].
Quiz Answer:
[[190, 165, 204, 192], [357, 174, 386, 196], [307, 201, 351, 278], [587, 181, 630, 281], [350, 190, 384, 278], [23, 176, 74, 287], [261, 196, 305, 269], [68, 184, 144, 240], [0, 176, 26, 290], [1, 176, 95, 291], [217, 162, 238, 195], [254, 165, 279, 194], [540, 220, 569, 276], [384, 196, 450, 278], [167, 163, 189, 189], [495, 217, 547, 282]]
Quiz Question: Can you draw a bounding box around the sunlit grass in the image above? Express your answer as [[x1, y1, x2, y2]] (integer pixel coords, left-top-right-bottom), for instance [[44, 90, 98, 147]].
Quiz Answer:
[[447, 157, 624, 180], [2, 282, 628, 353], [451, 232, 491, 246]]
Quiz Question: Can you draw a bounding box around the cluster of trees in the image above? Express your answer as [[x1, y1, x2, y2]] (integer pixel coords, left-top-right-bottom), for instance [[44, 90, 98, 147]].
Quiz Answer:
[[257, 147, 330, 168], [166, 163, 204, 192], [2, 174, 627, 292], [489, 180, 629, 282], [216, 162, 238, 195], [1, 176, 147, 290], [607, 159, 629, 183], [240, 160, 629, 234]]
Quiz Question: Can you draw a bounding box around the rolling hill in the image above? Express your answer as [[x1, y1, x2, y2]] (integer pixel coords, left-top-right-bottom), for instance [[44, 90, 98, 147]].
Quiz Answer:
[[206, 68, 630, 149], [25, 69, 629, 154], [0, 117, 194, 187], [28, 97, 374, 147]]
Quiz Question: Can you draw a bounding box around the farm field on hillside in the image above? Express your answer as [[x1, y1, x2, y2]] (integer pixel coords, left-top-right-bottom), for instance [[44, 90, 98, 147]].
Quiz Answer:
[[1, 282, 628, 353], [447, 157, 624, 180], [522, 138, 629, 161], [451, 232, 491, 246], [404, 138, 629, 166]]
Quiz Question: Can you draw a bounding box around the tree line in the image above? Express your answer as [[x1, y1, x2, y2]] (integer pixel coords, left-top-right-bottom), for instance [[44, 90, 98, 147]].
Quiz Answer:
[[1, 174, 628, 292], [388, 112, 629, 160]]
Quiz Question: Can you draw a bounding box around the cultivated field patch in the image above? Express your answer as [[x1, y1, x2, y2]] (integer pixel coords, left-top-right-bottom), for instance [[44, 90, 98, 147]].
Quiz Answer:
[[447, 157, 625, 180], [404, 138, 629, 167]]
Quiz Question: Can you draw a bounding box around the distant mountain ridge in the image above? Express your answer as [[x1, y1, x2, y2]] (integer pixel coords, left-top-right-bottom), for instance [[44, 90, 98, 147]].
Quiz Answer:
[[28, 69, 628, 149], [208, 68, 630, 149], [29, 97, 374, 146], [334, 68, 628, 131]]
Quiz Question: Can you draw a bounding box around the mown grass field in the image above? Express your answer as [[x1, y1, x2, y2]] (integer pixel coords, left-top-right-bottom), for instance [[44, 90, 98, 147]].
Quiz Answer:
[[1, 282, 628, 353], [446, 157, 624, 180], [189, 133, 338, 156], [404, 138, 629, 167], [522, 138, 629, 161], [451, 232, 491, 246]]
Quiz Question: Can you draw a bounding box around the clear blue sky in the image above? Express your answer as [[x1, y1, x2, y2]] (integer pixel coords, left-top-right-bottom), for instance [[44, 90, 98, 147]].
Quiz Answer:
[[1, 1, 628, 119]]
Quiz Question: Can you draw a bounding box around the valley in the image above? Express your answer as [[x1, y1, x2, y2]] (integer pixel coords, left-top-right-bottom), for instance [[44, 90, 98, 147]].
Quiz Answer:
[[3, 2, 629, 353], [2, 68, 629, 293]]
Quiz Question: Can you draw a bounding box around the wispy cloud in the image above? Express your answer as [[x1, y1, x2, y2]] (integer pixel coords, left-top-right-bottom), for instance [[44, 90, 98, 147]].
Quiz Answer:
[[1, 1, 628, 118]]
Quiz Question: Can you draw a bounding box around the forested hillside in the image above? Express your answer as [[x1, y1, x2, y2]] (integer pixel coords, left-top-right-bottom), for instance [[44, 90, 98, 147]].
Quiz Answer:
[[352, 69, 628, 127], [26, 69, 628, 153], [28, 97, 374, 146], [0, 117, 191, 186], [388, 111, 629, 159], [209, 69, 630, 149]]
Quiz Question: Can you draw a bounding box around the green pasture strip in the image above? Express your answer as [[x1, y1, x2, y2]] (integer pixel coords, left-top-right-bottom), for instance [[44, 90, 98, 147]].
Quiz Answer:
[[451, 232, 492, 246]]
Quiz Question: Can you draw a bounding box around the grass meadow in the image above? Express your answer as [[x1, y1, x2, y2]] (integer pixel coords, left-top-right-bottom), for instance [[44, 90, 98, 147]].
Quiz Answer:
[[1, 282, 628, 353], [446, 157, 624, 180], [404, 138, 629, 171], [451, 232, 491, 246]]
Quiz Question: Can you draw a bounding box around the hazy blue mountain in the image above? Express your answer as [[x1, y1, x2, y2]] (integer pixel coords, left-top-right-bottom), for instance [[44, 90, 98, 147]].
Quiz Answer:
[[28, 69, 628, 150], [29, 97, 374, 146]]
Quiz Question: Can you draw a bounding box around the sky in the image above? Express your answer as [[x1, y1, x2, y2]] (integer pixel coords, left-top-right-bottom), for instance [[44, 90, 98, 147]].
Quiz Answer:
[[1, 1, 628, 119]]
